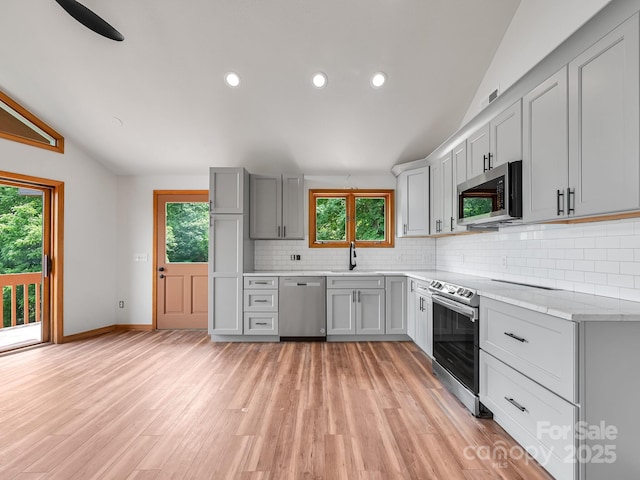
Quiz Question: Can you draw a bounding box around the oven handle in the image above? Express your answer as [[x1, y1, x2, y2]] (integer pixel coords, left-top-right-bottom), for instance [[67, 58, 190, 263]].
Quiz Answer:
[[431, 294, 478, 322]]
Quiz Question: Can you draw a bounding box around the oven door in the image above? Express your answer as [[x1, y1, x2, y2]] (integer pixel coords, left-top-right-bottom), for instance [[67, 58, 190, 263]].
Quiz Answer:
[[432, 295, 479, 394]]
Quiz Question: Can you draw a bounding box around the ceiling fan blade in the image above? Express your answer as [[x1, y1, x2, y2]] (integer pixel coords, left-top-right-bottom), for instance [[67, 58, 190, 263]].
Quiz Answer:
[[55, 0, 124, 41]]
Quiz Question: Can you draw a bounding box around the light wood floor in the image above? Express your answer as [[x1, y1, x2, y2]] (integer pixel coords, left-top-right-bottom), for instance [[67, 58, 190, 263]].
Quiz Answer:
[[0, 331, 553, 479]]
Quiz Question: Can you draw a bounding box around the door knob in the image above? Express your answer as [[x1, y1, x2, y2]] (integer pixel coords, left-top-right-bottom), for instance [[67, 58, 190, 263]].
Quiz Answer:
[[158, 267, 165, 271], [159, 274, 165, 279]]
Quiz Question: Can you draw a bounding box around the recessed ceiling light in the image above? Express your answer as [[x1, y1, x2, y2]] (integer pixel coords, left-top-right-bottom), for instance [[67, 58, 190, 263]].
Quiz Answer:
[[371, 72, 387, 88], [225, 72, 240, 88], [312, 72, 328, 89]]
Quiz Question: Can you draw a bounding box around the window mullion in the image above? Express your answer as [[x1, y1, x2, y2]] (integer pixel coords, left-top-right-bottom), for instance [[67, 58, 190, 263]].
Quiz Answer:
[[347, 193, 356, 244]]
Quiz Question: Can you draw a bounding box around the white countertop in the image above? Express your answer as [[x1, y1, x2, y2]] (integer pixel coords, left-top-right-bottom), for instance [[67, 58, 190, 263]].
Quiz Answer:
[[244, 270, 640, 322]]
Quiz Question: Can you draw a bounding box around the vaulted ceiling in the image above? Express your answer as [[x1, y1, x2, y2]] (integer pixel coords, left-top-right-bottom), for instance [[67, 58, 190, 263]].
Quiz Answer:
[[0, 0, 520, 175]]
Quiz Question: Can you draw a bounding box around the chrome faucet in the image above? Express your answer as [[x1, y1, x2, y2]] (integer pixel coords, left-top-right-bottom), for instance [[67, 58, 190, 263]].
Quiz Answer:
[[349, 241, 357, 270]]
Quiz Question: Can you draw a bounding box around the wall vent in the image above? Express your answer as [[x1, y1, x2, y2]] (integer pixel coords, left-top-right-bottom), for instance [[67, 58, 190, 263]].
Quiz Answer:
[[479, 86, 500, 111]]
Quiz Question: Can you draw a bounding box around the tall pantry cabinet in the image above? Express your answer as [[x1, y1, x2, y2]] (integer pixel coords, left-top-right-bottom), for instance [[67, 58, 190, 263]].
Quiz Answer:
[[209, 168, 254, 337]]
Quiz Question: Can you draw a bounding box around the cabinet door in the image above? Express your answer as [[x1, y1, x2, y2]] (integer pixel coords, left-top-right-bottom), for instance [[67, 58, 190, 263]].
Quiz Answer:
[[282, 174, 304, 239], [467, 123, 490, 179], [250, 175, 281, 239], [385, 277, 407, 335], [357, 289, 385, 335], [490, 100, 522, 168], [523, 67, 569, 222], [327, 289, 356, 334], [407, 281, 416, 340], [441, 151, 454, 233], [424, 295, 433, 358], [430, 160, 442, 235], [452, 140, 467, 232], [210, 167, 246, 214], [569, 14, 640, 216], [210, 276, 243, 334], [398, 167, 430, 236]]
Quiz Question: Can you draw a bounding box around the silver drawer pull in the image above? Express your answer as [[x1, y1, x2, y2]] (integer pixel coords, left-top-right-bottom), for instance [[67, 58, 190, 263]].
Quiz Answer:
[[255, 322, 269, 326], [254, 300, 269, 303], [254, 281, 269, 285], [504, 332, 528, 343], [505, 397, 528, 413]]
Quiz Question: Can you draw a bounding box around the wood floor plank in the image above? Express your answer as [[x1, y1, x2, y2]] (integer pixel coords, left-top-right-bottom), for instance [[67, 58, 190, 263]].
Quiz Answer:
[[0, 332, 553, 480]]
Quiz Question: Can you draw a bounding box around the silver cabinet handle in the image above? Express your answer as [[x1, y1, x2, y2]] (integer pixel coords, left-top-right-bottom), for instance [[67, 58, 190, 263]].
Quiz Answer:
[[255, 322, 269, 326], [254, 281, 269, 285], [568, 188, 575, 215], [352, 290, 356, 303], [283, 225, 286, 238], [277, 225, 281, 237], [504, 332, 527, 343], [254, 299, 269, 303], [403, 223, 407, 236], [357, 291, 361, 303], [505, 397, 528, 413], [450, 217, 454, 232]]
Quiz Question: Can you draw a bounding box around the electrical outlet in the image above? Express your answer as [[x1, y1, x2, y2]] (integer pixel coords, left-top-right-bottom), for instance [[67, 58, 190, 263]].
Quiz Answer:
[[118, 300, 125, 308], [295, 254, 301, 261]]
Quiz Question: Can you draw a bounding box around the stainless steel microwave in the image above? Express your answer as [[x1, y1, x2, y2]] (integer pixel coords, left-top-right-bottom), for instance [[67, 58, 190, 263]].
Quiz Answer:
[[457, 160, 522, 226]]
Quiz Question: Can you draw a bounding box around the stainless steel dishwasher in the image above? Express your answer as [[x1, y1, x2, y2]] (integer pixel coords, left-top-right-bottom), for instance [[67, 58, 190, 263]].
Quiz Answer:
[[279, 277, 326, 340]]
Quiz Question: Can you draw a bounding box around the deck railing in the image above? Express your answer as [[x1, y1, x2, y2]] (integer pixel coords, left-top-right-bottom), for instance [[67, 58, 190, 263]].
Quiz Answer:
[[0, 273, 41, 329]]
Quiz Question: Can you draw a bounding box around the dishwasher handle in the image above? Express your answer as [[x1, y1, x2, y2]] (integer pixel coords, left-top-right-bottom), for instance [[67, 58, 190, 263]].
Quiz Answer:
[[282, 281, 322, 287]]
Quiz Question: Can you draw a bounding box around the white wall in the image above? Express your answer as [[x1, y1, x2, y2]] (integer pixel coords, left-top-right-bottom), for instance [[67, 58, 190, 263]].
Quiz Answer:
[[460, 0, 611, 126], [115, 174, 208, 325], [1, 139, 118, 336], [437, 219, 640, 302], [254, 173, 437, 272]]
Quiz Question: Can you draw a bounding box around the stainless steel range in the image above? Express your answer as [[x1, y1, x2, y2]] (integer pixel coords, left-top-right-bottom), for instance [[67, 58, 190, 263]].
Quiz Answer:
[[428, 280, 491, 417]]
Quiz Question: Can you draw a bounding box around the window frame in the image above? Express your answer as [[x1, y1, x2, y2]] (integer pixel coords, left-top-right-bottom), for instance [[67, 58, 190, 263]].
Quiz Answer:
[[308, 189, 394, 248]]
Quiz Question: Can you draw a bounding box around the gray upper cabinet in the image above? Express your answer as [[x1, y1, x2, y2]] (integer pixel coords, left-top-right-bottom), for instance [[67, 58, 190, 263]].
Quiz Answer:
[[451, 140, 467, 233], [467, 101, 522, 178], [250, 174, 304, 239], [430, 159, 442, 235], [397, 166, 430, 237], [523, 67, 569, 223], [431, 148, 457, 236], [210, 168, 246, 214], [467, 123, 490, 179], [568, 13, 640, 217], [490, 100, 522, 168]]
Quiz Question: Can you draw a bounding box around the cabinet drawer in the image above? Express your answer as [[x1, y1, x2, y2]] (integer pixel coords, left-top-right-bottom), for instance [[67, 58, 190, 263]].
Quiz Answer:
[[244, 276, 278, 289], [480, 297, 577, 403], [480, 351, 577, 480], [243, 290, 278, 312], [244, 313, 278, 335], [326, 276, 384, 289]]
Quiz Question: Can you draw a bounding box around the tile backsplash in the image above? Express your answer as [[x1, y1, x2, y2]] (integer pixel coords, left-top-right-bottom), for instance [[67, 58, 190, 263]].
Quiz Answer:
[[254, 218, 640, 302], [254, 237, 436, 272], [436, 219, 640, 302]]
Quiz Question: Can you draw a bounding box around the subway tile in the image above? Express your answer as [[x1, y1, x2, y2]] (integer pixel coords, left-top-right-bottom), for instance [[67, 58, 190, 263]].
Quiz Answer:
[[594, 261, 620, 274], [607, 274, 634, 288], [606, 249, 634, 262], [595, 236, 621, 249], [565, 271, 585, 282], [584, 249, 607, 260], [584, 272, 608, 285], [574, 260, 595, 272], [620, 263, 640, 275]]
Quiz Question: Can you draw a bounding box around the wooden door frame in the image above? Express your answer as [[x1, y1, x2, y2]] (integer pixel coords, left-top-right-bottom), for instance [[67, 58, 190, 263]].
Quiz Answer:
[[0, 170, 64, 344], [152, 190, 208, 330]]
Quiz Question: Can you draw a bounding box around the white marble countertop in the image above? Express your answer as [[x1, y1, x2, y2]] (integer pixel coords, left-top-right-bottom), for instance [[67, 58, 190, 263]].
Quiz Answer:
[[244, 270, 640, 322]]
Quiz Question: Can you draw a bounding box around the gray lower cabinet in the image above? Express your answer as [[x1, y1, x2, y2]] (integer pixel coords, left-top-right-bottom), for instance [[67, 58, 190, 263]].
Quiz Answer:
[[411, 280, 432, 357], [326, 276, 385, 335], [385, 276, 407, 335], [480, 297, 640, 480], [243, 276, 279, 336]]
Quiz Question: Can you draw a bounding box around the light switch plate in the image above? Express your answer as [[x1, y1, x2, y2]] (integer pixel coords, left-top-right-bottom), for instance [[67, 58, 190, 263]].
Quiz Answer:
[[134, 253, 148, 262]]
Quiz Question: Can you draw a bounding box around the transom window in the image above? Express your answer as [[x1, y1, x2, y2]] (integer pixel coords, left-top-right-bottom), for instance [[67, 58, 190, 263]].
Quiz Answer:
[[309, 189, 394, 248]]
